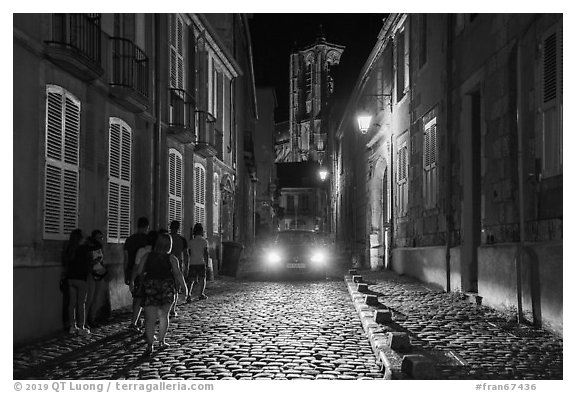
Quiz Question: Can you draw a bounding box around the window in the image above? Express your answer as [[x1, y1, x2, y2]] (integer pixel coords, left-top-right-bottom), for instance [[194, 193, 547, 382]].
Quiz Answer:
[[539, 25, 563, 178], [168, 149, 183, 227], [43, 85, 80, 240], [397, 140, 408, 217], [194, 163, 206, 229], [213, 173, 220, 234], [395, 25, 410, 101], [107, 118, 132, 242], [423, 117, 438, 209], [418, 14, 427, 69], [169, 14, 184, 89], [287, 195, 294, 211]]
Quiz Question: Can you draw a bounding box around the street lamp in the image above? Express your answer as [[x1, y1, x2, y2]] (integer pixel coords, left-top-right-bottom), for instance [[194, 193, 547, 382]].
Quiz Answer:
[[356, 111, 373, 134], [318, 167, 329, 181], [356, 94, 392, 134]]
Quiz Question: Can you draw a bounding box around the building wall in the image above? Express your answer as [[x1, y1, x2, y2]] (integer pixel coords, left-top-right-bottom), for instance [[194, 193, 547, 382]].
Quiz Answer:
[[13, 13, 256, 345], [335, 13, 562, 335]]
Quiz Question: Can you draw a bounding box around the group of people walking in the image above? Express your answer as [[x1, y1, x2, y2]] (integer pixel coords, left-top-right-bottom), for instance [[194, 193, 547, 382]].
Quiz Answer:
[[62, 217, 210, 355], [123, 217, 210, 354]]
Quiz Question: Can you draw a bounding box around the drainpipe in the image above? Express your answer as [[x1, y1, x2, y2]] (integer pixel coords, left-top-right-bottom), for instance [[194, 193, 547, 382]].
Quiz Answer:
[[514, 14, 540, 326], [444, 14, 454, 292], [153, 14, 162, 228], [515, 40, 525, 325]]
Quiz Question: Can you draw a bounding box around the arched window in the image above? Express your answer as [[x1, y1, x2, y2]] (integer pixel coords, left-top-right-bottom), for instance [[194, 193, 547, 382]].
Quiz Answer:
[[168, 148, 183, 227], [43, 85, 80, 239], [108, 117, 132, 242], [194, 163, 206, 229]]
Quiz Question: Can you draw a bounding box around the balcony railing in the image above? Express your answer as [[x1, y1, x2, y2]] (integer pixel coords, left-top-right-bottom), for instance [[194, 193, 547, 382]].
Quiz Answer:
[[168, 88, 196, 144], [45, 14, 103, 80], [109, 37, 149, 104], [195, 111, 218, 157]]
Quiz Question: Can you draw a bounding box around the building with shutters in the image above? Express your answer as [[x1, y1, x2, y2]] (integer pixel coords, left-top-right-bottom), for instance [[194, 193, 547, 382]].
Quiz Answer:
[[13, 13, 258, 345], [334, 14, 563, 335]]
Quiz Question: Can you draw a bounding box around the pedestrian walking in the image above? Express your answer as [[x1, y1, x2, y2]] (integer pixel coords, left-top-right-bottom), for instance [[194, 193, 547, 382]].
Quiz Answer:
[[123, 217, 149, 333], [132, 233, 188, 355], [186, 223, 209, 302], [168, 220, 189, 317], [86, 230, 108, 327], [62, 228, 92, 335]]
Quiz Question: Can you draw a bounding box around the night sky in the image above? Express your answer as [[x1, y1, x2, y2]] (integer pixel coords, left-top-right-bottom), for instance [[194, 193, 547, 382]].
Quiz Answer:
[[249, 13, 387, 122]]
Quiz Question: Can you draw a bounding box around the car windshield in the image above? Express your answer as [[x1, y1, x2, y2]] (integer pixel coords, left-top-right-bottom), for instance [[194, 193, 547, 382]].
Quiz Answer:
[[276, 231, 317, 244]]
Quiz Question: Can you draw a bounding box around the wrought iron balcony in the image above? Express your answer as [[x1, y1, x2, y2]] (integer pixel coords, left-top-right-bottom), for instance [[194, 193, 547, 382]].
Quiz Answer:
[[109, 37, 149, 112], [194, 110, 218, 158], [168, 88, 196, 144], [45, 14, 104, 81]]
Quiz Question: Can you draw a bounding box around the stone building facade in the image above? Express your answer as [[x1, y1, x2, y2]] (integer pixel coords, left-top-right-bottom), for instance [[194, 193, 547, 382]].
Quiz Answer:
[[334, 14, 562, 335], [13, 13, 258, 345]]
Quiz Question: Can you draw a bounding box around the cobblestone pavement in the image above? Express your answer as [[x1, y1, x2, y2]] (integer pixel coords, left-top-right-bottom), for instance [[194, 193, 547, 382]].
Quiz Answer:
[[351, 269, 563, 380], [13, 275, 383, 380]]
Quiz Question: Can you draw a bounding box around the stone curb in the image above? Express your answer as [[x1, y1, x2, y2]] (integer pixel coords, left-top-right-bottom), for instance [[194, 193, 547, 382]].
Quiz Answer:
[[344, 273, 436, 380]]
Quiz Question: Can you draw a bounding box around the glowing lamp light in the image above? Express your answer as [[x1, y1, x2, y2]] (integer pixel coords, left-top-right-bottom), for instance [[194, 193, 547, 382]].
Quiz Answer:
[[356, 113, 372, 134], [319, 168, 329, 181]]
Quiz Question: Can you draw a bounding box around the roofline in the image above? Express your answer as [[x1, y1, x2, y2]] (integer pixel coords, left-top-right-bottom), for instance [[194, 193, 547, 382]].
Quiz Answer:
[[334, 14, 402, 139]]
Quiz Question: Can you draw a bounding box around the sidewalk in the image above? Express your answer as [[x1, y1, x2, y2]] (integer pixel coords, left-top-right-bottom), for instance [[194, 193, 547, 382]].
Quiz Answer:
[[345, 268, 563, 380]]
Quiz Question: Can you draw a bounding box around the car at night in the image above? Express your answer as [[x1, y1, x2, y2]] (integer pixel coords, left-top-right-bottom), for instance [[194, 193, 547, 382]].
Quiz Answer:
[[261, 230, 330, 279]]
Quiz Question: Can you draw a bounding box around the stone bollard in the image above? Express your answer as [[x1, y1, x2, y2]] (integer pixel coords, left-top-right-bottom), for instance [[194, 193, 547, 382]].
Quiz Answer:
[[385, 332, 412, 352], [365, 294, 378, 306], [349, 269, 358, 276], [352, 275, 363, 283], [374, 309, 393, 323], [357, 283, 369, 293], [401, 354, 436, 379]]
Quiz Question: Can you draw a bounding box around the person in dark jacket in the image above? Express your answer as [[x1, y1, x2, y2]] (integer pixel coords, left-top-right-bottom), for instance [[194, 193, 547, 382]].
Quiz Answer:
[[63, 228, 92, 335]]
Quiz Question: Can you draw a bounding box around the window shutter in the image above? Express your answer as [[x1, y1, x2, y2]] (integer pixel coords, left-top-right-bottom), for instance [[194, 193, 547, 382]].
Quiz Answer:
[[169, 14, 184, 90], [194, 163, 206, 228], [543, 32, 557, 103], [423, 118, 437, 209], [213, 173, 219, 233], [168, 149, 183, 227], [540, 26, 562, 178], [44, 86, 80, 239], [108, 118, 131, 242]]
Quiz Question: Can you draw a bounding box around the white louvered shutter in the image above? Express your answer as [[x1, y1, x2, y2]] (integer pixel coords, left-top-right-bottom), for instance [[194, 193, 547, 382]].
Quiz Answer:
[[213, 173, 219, 233], [168, 149, 183, 227], [169, 14, 185, 90], [44, 86, 80, 239], [194, 163, 206, 229], [397, 142, 408, 217], [107, 118, 132, 242]]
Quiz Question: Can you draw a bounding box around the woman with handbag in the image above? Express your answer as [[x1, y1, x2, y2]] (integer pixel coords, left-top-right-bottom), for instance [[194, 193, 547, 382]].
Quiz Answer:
[[131, 232, 188, 355]]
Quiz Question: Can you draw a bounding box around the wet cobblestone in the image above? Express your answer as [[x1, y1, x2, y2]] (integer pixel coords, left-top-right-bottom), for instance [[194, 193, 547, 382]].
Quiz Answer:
[[13, 276, 382, 380]]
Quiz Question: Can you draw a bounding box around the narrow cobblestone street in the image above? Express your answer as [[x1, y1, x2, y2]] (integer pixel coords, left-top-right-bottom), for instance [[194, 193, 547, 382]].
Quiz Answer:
[[13, 268, 563, 381], [13, 275, 382, 380]]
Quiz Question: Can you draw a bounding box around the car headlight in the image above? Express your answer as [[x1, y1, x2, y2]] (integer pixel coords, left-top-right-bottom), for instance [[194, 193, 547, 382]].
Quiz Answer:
[[310, 250, 326, 264], [266, 250, 281, 265]]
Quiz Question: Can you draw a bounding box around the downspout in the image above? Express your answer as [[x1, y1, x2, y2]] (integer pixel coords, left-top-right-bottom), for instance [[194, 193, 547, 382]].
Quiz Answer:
[[444, 14, 454, 292], [514, 15, 540, 326], [153, 14, 162, 228], [515, 40, 525, 324]]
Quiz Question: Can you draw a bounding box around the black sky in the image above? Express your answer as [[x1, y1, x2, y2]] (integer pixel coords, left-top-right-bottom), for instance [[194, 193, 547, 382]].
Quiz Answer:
[[248, 13, 387, 122]]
